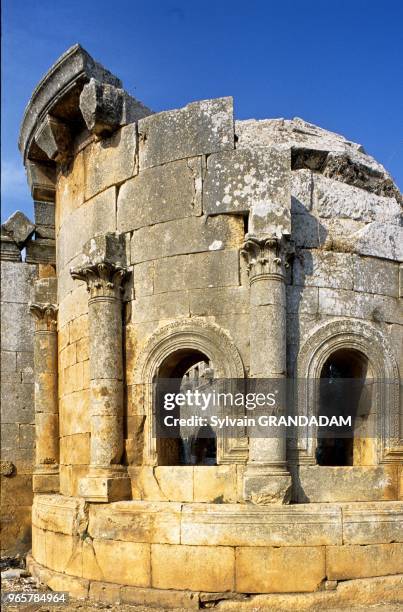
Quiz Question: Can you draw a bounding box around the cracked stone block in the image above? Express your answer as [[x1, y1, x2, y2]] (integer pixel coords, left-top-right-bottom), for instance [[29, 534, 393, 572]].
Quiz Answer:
[[138, 97, 234, 170], [2, 211, 35, 247]]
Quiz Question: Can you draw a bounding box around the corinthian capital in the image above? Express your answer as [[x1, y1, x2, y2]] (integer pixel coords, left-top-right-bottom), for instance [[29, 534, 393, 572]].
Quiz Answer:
[[29, 303, 58, 331], [241, 235, 289, 282], [70, 261, 129, 299]]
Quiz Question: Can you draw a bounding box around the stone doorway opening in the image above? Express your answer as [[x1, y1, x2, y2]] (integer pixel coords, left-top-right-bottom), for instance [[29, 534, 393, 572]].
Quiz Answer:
[[316, 348, 374, 466], [155, 348, 217, 466]]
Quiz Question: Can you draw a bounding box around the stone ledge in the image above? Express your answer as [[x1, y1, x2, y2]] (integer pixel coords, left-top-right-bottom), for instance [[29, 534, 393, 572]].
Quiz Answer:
[[26, 553, 403, 608]]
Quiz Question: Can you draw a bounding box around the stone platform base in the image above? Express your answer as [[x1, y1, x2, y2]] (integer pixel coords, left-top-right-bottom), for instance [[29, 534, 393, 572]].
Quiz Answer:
[[26, 555, 403, 610], [30, 495, 403, 607]]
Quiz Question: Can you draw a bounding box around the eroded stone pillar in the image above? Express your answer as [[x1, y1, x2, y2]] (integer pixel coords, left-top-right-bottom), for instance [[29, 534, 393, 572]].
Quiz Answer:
[[30, 295, 59, 493], [242, 235, 291, 504], [71, 260, 131, 501]]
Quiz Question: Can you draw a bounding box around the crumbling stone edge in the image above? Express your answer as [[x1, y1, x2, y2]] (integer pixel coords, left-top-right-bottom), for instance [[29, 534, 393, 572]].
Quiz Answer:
[[26, 554, 403, 610]]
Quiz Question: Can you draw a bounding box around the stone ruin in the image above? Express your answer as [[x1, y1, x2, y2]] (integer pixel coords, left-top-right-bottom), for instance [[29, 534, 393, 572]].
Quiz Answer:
[[1, 44, 402, 608]]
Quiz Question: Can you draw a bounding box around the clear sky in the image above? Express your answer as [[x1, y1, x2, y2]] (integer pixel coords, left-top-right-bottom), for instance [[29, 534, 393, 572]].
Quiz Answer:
[[2, 0, 403, 222]]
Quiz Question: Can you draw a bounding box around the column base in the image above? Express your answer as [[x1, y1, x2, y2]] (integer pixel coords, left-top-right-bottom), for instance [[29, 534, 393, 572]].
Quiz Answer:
[[243, 464, 291, 505], [78, 468, 131, 502], [33, 466, 60, 493]]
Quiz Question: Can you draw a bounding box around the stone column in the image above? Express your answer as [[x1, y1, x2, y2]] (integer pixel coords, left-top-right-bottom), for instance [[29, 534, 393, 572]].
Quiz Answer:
[[30, 303, 59, 493], [242, 235, 291, 504], [71, 260, 131, 502]]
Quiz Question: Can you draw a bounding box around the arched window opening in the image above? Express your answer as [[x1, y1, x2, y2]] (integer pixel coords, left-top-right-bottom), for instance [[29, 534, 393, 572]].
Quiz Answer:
[[316, 348, 373, 466], [155, 349, 217, 466]]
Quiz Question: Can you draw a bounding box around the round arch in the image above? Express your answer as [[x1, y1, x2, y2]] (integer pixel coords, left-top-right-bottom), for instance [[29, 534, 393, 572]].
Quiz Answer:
[[295, 318, 400, 464], [134, 319, 247, 465]]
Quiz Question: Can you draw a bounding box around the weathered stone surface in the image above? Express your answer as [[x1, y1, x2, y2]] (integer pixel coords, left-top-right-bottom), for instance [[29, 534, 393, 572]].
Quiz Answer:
[[34, 201, 55, 227], [286, 285, 319, 314], [152, 543, 235, 591], [80, 78, 152, 136], [291, 169, 313, 213], [84, 123, 137, 200], [354, 256, 399, 297], [203, 149, 291, 234], [1, 261, 37, 303], [117, 158, 202, 232], [131, 215, 243, 264], [326, 542, 403, 580], [121, 585, 199, 609], [26, 161, 56, 202], [342, 502, 403, 544], [293, 466, 398, 503], [293, 249, 354, 290], [89, 501, 181, 544], [138, 97, 234, 170], [181, 503, 341, 546], [25, 238, 56, 265], [0, 232, 21, 261], [153, 250, 240, 293], [57, 187, 116, 268], [352, 222, 403, 261], [318, 287, 402, 324], [235, 545, 325, 593], [93, 538, 150, 586], [34, 115, 72, 164], [2, 211, 35, 246]]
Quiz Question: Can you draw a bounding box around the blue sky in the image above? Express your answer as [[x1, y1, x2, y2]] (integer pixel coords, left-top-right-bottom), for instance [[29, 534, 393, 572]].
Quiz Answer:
[[2, 0, 403, 222]]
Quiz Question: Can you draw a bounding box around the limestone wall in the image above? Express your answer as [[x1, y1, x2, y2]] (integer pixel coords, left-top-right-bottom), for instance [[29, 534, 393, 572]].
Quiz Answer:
[[53, 95, 403, 500], [1, 258, 37, 555]]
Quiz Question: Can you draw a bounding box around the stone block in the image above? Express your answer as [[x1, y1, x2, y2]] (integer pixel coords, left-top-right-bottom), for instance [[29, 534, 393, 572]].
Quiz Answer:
[[291, 212, 326, 248], [89, 501, 181, 544], [89, 581, 121, 605], [45, 530, 75, 572], [294, 466, 398, 503], [93, 538, 151, 586], [235, 546, 325, 593], [1, 351, 16, 372], [138, 97, 234, 170], [189, 286, 249, 317], [121, 585, 199, 609], [35, 225, 55, 239], [32, 473, 59, 494], [286, 286, 319, 314], [69, 315, 89, 344], [154, 250, 240, 293], [0, 503, 32, 556], [354, 256, 399, 297], [130, 291, 189, 324], [181, 503, 341, 546], [2, 211, 35, 246], [57, 187, 116, 269], [58, 285, 88, 327], [154, 466, 194, 502], [60, 433, 90, 465], [1, 384, 34, 424], [19, 423, 35, 448], [326, 542, 403, 580], [131, 215, 243, 264], [0, 261, 37, 303], [353, 222, 403, 262], [63, 362, 84, 394], [26, 161, 56, 203], [84, 123, 137, 200], [203, 148, 291, 229], [293, 249, 354, 290], [118, 158, 202, 232], [151, 543, 235, 591], [76, 337, 89, 363], [0, 474, 33, 506], [78, 474, 131, 502], [342, 502, 403, 544], [314, 174, 401, 224], [34, 201, 55, 227], [32, 525, 47, 566], [318, 288, 402, 325], [46, 572, 89, 600], [193, 465, 238, 503], [291, 169, 313, 213], [0, 233, 21, 261]]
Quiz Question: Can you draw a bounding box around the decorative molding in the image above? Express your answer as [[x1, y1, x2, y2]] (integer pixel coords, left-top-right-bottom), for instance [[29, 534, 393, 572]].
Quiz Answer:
[[70, 262, 129, 300], [241, 235, 291, 283], [29, 303, 58, 331], [294, 318, 401, 464], [134, 318, 247, 465]]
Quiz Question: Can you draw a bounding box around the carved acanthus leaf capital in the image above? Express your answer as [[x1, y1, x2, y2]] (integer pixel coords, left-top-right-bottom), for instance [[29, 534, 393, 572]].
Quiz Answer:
[[70, 261, 129, 299], [29, 303, 58, 331], [241, 235, 291, 282]]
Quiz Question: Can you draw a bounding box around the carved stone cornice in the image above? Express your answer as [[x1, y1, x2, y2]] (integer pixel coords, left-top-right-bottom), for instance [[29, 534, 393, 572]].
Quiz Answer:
[[241, 235, 289, 283], [29, 303, 58, 331], [70, 261, 129, 299]]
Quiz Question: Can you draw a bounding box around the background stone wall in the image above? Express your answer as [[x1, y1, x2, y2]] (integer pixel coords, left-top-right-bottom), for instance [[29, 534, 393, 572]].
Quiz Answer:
[[1, 258, 37, 555]]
